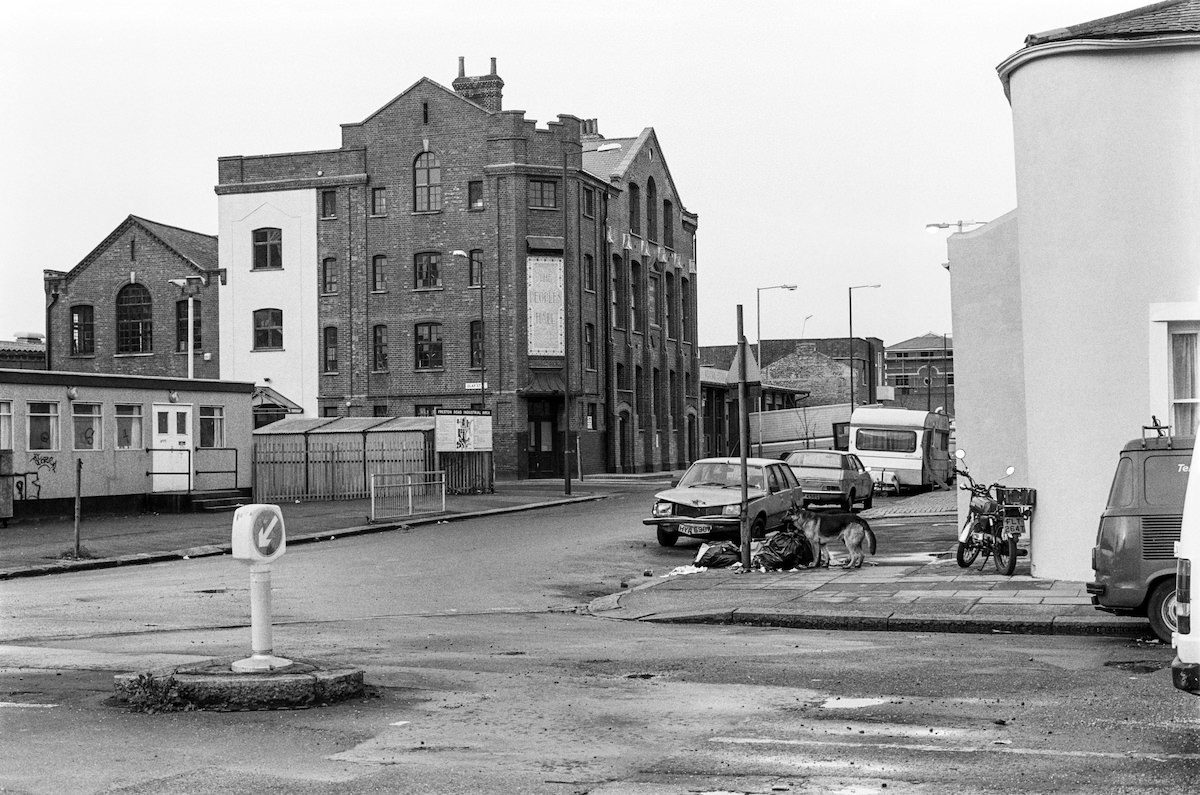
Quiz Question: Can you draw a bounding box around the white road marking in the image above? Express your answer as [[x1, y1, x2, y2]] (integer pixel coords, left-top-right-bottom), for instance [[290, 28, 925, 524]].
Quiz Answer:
[[711, 736, 1199, 761], [0, 702, 58, 708]]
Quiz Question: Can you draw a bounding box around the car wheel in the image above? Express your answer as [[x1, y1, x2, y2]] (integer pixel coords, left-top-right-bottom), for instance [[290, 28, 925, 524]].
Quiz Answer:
[[840, 491, 854, 512], [862, 492, 873, 510], [750, 515, 767, 539], [656, 526, 679, 547], [1147, 579, 1177, 644]]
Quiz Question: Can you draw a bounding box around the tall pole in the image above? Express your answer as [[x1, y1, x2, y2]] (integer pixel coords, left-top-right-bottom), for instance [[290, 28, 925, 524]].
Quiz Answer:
[[479, 270, 486, 409], [562, 146, 572, 496], [754, 284, 796, 457], [848, 287, 854, 413], [737, 305, 751, 569]]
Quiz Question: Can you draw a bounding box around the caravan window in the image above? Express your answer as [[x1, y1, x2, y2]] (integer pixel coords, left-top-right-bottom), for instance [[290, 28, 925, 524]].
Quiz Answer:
[[855, 428, 917, 453]]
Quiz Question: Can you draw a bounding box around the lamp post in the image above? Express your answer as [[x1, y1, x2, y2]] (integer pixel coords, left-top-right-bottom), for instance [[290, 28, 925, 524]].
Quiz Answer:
[[755, 284, 797, 456], [847, 284, 880, 416], [925, 220, 986, 234], [562, 144, 573, 495], [799, 314, 813, 341], [452, 250, 486, 409], [168, 275, 205, 379]]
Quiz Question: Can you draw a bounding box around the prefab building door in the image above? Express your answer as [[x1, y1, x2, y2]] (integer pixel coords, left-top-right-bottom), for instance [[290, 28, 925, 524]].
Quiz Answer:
[[152, 403, 192, 492]]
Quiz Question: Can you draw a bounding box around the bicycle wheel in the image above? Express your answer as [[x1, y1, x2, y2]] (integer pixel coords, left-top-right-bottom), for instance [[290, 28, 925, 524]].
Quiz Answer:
[[994, 534, 1018, 576]]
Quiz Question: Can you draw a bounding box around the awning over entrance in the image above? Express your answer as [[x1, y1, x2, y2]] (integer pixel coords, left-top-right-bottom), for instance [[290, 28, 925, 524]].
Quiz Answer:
[[251, 385, 303, 413], [517, 370, 566, 395]]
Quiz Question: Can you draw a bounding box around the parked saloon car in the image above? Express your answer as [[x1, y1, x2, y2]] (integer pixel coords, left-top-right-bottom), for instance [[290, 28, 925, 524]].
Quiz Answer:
[[643, 457, 803, 547], [784, 450, 874, 512]]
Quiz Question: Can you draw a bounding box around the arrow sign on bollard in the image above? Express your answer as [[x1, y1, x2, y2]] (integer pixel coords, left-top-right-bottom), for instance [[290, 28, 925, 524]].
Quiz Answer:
[[232, 504, 286, 563]]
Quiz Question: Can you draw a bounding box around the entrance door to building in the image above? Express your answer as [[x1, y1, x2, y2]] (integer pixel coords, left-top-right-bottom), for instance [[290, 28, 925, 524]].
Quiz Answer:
[[152, 403, 192, 492], [526, 399, 559, 478]]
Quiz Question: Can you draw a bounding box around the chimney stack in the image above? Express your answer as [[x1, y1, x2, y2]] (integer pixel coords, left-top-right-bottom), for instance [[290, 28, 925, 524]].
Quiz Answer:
[[452, 57, 504, 112]]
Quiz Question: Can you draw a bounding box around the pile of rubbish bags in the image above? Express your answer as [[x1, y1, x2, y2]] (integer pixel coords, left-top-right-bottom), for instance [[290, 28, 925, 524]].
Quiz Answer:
[[694, 526, 815, 572]]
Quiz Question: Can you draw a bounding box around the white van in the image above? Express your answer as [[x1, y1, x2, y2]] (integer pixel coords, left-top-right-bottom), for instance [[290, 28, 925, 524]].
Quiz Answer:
[[1172, 439, 1200, 693], [848, 407, 952, 491]]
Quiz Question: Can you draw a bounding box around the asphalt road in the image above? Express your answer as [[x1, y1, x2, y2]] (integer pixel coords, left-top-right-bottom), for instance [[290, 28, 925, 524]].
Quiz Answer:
[[2, 487, 1196, 794]]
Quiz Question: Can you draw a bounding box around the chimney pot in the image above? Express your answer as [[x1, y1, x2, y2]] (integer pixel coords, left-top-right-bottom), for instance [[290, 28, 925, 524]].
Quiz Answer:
[[490, 57, 497, 75], [458, 56, 465, 77]]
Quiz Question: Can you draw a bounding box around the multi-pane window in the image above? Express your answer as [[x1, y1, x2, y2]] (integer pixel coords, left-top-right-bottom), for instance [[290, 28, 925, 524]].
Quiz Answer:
[[252, 228, 282, 270], [321, 190, 337, 218], [415, 323, 443, 369], [469, 249, 484, 287], [612, 257, 625, 329], [371, 187, 388, 216], [415, 404, 440, 417], [586, 402, 598, 430], [373, 325, 388, 371], [415, 252, 441, 289], [414, 152, 442, 211], [530, 179, 557, 209], [323, 326, 338, 372], [372, 255, 388, 292], [468, 180, 484, 210], [0, 400, 11, 449], [649, 274, 659, 328], [470, 320, 483, 369], [631, 263, 642, 333], [70, 305, 94, 355], [253, 308, 283, 350], [665, 273, 675, 338], [681, 278, 691, 342], [115, 404, 142, 450], [374, 404, 389, 417], [115, 283, 152, 353], [585, 324, 596, 370], [629, 183, 641, 235], [663, 200, 675, 248], [199, 406, 225, 448], [28, 401, 59, 451], [584, 254, 595, 291], [322, 258, 338, 293], [583, 188, 594, 217], [646, 178, 658, 242], [175, 299, 202, 352]]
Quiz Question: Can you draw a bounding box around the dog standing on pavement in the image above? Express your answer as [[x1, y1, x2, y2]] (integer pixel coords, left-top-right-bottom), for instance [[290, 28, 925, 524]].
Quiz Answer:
[[785, 507, 877, 568]]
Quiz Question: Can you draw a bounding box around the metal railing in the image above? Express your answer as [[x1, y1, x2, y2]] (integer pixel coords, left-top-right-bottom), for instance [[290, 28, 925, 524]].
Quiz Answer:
[[370, 471, 446, 522]]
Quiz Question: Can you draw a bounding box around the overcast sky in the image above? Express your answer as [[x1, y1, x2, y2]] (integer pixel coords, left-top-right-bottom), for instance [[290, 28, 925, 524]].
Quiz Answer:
[[1, 0, 1137, 349]]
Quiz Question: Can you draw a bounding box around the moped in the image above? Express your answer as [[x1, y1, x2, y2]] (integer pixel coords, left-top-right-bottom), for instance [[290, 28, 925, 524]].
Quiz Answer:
[[954, 449, 1035, 576]]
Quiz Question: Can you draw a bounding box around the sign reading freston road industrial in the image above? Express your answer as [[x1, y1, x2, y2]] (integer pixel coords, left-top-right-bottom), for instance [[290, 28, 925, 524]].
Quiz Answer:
[[526, 256, 564, 356], [435, 409, 493, 452]]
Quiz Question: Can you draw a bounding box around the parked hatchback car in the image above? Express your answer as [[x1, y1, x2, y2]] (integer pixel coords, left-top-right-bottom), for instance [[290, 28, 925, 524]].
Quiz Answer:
[[643, 457, 802, 547], [783, 450, 874, 511]]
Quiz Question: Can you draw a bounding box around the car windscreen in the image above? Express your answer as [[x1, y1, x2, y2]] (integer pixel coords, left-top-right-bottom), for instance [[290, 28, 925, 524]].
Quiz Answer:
[[786, 452, 843, 469], [678, 462, 763, 490], [855, 428, 917, 453]]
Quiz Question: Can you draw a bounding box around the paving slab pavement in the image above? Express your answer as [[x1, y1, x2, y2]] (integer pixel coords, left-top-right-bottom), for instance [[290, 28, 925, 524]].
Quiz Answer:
[[0, 479, 1156, 640]]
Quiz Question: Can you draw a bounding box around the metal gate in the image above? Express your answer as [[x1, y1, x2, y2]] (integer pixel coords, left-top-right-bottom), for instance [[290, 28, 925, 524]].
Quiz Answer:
[[370, 471, 446, 522]]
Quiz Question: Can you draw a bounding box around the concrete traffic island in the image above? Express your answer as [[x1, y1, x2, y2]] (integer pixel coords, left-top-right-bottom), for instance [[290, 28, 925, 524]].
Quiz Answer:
[[113, 657, 365, 712], [112, 504, 365, 711]]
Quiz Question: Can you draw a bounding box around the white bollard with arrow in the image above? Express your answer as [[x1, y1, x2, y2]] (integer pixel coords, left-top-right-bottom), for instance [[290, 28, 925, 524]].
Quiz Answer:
[[230, 504, 293, 673]]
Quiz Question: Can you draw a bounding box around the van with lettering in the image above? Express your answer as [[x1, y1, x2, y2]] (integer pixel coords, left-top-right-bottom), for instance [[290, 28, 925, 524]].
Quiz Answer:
[[1087, 432, 1191, 643]]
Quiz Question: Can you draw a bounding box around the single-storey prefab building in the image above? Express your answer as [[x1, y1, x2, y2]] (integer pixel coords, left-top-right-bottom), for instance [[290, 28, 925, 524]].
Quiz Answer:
[[0, 368, 254, 519]]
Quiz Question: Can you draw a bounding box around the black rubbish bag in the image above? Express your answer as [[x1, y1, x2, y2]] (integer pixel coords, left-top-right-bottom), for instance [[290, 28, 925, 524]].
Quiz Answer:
[[696, 540, 741, 568], [752, 529, 813, 571]]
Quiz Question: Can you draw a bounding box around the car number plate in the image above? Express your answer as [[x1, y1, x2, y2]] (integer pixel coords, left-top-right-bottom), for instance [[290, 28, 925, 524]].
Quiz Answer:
[[679, 522, 711, 535], [1003, 517, 1023, 535]]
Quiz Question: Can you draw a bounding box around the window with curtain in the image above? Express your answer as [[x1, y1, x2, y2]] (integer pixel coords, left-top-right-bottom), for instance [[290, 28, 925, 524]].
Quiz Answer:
[[1172, 331, 1198, 435], [115, 404, 142, 450], [71, 305, 94, 355]]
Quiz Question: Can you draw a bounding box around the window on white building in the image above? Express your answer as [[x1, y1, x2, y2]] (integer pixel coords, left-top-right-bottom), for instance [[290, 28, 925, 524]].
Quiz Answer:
[[72, 403, 102, 450], [200, 406, 225, 448], [1171, 329, 1199, 435], [115, 404, 142, 450], [28, 402, 59, 451], [0, 400, 11, 449]]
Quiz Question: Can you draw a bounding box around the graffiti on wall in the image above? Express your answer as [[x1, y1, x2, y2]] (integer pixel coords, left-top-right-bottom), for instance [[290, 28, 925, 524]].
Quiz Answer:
[[15, 454, 57, 500]]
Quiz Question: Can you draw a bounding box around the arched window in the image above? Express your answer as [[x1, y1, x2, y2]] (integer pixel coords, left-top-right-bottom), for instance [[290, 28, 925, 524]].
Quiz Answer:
[[628, 183, 641, 235], [253, 308, 283, 350], [631, 261, 642, 333], [646, 178, 658, 242], [115, 284, 152, 354], [415, 322, 443, 369], [663, 200, 675, 249], [323, 326, 338, 372], [414, 152, 442, 212]]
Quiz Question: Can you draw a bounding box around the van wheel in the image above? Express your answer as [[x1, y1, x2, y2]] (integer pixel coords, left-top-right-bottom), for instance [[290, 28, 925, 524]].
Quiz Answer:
[[656, 526, 679, 547], [1147, 580, 1178, 644]]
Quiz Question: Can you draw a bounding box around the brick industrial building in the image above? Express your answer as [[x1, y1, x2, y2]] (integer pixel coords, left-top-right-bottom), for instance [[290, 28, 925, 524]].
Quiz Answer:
[[215, 59, 700, 478]]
